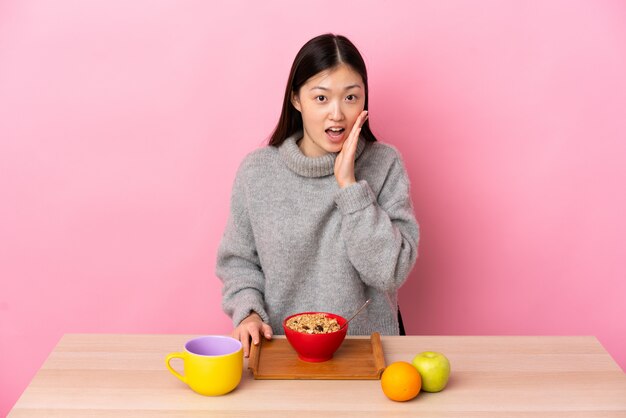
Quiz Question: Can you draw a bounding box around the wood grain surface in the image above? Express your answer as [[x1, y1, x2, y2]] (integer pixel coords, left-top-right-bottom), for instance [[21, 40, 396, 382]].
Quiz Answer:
[[248, 333, 385, 379], [8, 334, 626, 417]]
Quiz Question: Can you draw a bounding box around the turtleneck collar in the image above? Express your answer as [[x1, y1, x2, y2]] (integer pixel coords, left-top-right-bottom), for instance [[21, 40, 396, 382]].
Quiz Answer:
[[278, 131, 367, 178]]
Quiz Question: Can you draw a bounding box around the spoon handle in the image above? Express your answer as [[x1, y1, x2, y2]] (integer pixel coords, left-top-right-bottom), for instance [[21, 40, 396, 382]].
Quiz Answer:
[[341, 299, 371, 330]]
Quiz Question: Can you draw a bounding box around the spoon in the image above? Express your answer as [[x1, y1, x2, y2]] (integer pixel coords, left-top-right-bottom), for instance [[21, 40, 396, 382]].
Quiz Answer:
[[339, 299, 371, 331]]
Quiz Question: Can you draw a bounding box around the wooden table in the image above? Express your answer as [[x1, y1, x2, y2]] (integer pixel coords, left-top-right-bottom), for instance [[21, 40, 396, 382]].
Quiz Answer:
[[8, 334, 626, 417]]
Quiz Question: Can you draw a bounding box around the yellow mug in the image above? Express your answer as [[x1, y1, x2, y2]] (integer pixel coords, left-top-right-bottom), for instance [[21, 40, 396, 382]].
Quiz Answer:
[[165, 335, 243, 396]]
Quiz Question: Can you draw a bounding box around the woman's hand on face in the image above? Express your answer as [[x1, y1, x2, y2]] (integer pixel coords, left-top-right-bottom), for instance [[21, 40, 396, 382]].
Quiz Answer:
[[334, 110, 369, 188], [232, 312, 273, 358]]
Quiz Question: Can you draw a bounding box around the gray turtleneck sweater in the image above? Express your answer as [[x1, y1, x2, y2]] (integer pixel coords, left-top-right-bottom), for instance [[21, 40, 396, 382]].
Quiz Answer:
[[216, 132, 419, 335]]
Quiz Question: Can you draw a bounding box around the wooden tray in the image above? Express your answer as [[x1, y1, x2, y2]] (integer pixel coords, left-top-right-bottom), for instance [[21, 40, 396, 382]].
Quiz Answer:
[[248, 332, 385, 380]]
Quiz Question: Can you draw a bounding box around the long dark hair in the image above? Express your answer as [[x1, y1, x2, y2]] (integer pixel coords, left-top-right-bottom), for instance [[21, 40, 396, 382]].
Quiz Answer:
[[269, 33, 378, 146]]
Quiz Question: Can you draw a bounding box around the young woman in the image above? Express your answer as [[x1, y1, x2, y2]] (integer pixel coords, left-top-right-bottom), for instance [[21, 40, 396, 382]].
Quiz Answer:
[[216, 34, 419, 357]]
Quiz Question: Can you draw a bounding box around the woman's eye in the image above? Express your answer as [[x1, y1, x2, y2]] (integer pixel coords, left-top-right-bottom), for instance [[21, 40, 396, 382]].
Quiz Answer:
[[346, 95, 358, 102], [315, 96, 327, 102]]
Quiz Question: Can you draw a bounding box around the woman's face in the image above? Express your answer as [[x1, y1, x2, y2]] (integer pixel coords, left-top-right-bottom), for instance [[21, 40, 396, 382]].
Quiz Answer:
[[291, 64, 365, 157]]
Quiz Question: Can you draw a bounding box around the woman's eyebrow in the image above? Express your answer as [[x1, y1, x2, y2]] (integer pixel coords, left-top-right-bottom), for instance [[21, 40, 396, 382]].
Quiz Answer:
[[309, 84, 362, 91]]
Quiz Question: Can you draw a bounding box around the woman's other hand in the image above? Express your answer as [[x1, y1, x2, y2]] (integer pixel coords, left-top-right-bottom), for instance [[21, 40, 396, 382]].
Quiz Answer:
[[232, 312, 273, 358], [334, 110, 368, 188]]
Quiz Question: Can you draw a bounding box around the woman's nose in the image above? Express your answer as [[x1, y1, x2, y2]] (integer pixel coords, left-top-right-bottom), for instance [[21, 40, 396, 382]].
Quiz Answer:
[[329, 102, 345, 121]]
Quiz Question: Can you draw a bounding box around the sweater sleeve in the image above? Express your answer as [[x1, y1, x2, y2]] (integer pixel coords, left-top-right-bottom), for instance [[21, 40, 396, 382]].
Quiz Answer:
[[334, 156, 419, 292], [215, 164, 270, 327]]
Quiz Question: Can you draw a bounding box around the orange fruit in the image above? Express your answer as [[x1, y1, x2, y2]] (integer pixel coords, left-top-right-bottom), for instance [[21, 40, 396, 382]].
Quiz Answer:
[[381, 361, 422, 402]]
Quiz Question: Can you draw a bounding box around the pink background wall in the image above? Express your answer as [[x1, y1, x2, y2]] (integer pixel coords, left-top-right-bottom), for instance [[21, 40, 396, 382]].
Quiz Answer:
[[1, 0, 625, 414]]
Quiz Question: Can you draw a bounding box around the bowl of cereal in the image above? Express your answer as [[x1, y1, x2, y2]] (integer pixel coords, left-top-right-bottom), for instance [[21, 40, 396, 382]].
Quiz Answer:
[[283, 312, 348, 362]]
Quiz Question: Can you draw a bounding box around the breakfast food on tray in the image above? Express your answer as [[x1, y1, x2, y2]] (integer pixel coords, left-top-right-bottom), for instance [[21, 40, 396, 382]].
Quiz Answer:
[[285, 313, 340, 334]]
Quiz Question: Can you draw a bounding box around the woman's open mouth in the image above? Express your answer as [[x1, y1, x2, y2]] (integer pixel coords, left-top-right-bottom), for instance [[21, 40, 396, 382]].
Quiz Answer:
[[325, 127, 346, 143]]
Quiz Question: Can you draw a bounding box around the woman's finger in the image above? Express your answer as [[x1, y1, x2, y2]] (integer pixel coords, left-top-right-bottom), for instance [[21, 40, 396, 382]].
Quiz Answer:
[[261, 323, 273, 340], [347, 111, 368, 151], [355, 110, 368, 135], [248, 324, 262, 346], [354, 109, 368, 128], [343, 127, 362, 161], [240, 329, 251, 358]]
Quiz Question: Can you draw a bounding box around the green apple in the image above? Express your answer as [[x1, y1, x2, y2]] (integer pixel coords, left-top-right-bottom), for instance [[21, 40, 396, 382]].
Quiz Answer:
[[411, 351, 450, 392]]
